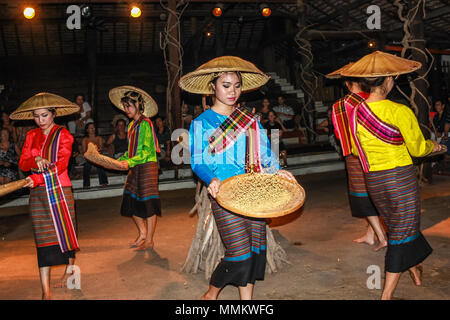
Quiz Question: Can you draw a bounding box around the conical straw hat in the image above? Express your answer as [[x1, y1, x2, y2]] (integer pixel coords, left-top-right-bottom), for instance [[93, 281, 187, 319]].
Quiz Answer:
[[179, 56, 270, 95], [326, 62, 354, 79], [109, 86, 158, 118], [216, 173, 305, 218], [339, 51, 422, 77], [10, 92, 80, 120]]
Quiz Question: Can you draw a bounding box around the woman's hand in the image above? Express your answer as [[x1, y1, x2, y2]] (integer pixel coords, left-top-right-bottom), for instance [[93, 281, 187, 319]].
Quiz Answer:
[[24, 176, 34, 188], [118, 160, 129, 170], [277, 169, 297, 182], [35, 156, 50, 172], [431, 140, 446, 153], [207, 178, 221, 198]]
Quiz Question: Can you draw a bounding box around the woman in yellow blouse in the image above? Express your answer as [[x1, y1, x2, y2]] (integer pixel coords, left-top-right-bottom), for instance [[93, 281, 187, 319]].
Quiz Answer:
[[338, 51, 444, 300], [354, 75, 442, 300]]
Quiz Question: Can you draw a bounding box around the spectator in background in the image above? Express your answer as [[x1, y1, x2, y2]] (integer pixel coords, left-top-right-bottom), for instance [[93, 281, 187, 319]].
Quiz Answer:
[[181, 102, 193, 130], [0, 128, 20, 184], [105, 118, 128, 159], [202, 95, 214, 111], [264, 110, 288, 168], [193, 105, 203, 119], [273, 95, 295, 129], [68, 94, 93, 135], [155, 116, 172, 169], [432, 99, 450, 142], [1, 112, 17, 143], [257, 98, 272, 125], [14, 121, 36, 179], [82, 122, 108, 188]]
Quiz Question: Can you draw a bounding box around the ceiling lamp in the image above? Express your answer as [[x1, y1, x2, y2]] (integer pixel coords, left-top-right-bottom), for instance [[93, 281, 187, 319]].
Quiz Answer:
[[23, 7, 35, 19], [260, 4, 271, 18], [212, 3, 224, 17], [131, 6, 142, 18]]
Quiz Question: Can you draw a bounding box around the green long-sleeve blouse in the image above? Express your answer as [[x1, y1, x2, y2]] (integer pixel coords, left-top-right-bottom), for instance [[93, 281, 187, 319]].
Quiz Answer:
[[119, 118, 157, 167]]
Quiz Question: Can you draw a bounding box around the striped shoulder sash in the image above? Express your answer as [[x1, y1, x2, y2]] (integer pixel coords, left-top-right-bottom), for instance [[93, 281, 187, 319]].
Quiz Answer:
[[208, 107, 263, 173], [33, 125, 79, 253], [345, 93, 404, 173]]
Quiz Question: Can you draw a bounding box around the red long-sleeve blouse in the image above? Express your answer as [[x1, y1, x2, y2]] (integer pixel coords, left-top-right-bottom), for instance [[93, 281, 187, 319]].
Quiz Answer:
[[19, 126, 73, 187]]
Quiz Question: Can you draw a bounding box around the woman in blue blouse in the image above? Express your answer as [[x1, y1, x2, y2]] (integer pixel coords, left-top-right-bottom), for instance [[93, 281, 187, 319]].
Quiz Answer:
[[181, 56, 295, 300]]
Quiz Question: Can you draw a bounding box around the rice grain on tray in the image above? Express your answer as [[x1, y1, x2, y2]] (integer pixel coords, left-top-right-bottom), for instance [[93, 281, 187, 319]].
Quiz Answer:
[[227, 174, 291, 212]]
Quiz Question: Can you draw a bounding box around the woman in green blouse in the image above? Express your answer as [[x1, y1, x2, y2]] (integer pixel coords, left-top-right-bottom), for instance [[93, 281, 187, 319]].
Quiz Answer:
[[109, 86, 161, 250]]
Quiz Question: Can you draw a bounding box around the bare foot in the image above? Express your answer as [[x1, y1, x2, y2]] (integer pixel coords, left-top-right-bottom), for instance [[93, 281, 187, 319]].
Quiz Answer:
[[353, 234, 375, 246], [42, 292, 52, 300], [409, 265, 423, 286], [201, 292, 217, 300], [373, 240, 388, 251], [53, 273, 70, 288], [129, 236, 146, 248], [135, 241, 154, 251]]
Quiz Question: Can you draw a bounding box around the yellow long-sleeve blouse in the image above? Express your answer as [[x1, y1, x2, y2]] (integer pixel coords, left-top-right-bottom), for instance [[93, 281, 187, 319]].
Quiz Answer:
[[353, 99, 433, 172]]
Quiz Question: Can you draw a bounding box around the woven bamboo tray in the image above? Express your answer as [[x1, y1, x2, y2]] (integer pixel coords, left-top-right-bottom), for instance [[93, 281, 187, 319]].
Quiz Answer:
[[216, 173, 305, 218], [84, 143, 127, 171], [0, 179, 28, 197]]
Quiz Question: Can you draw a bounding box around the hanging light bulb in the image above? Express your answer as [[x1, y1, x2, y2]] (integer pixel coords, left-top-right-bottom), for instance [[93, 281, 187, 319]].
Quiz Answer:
[[260, 4, 271, 18], [131, 6, 142, 18], [212, 3, 224, 17], [23, 7, 35, 19]]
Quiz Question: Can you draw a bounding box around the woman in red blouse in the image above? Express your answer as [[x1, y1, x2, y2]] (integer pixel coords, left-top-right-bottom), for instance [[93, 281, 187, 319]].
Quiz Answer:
[[11, 92, 80, 300]]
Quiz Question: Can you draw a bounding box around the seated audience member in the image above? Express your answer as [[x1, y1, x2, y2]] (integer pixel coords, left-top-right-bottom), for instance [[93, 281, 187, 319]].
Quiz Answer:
[[193, 105, 203, 119], [68, 93, 94, 135], [0, 128, 20, 184], [1, 112, 17, 143], [181, 103, 193, 130], [155, 116, 172, 169], [273, 95, 295, 129], [432, 99, 450, 142], [82, 122, 108, 188], [105, 118, 128, 158], [202, 95, 214, 111], [257, 98, 272, 125], [263, 110, 288, 168]]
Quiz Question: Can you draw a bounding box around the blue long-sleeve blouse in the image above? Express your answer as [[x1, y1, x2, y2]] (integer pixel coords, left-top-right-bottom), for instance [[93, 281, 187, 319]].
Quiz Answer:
[[189, 108, 281, 186]]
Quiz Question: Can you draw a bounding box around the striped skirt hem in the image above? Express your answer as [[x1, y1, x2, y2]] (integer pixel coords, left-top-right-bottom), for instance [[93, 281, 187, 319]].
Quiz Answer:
[[366, 165, 432, 273], [345, 155, 378, 218], [30, 186, 77, 267], [121, 161, 161, 218], [209, 197, 266, 288]]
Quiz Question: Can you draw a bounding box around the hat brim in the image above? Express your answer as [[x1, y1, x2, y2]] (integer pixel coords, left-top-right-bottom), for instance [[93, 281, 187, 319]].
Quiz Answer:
[[109, 86, 158, 118], [339, 51, 422, 78], [178, 56, 270, 95], [10, 92, 80, 120]]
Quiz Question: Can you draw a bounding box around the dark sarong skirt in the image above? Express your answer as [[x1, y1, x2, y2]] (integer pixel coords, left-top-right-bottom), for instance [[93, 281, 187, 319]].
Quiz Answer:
[[29, 186, 76, 268], [366, 165, 432, 273], [209, 198, 266, 288], [121, 161, 161, 218], [345, 155, 378, 218]]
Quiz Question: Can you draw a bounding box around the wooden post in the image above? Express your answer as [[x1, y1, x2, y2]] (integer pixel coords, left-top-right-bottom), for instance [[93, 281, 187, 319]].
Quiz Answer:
[[86, 27, 97, 122], [215, 17, 224, 57], [168, 0, 181, 129], [410, 9, 432, 182], [296, 0, 315, 143], [410, 13, 429, 127], [191, 17, 200, 67]]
